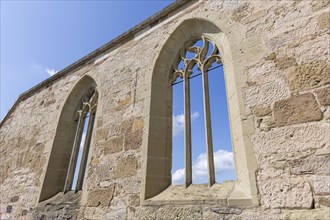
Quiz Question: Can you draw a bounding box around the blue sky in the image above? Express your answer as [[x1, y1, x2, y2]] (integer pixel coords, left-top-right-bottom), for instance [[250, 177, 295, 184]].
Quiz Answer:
[[1, 1, 235, 185]]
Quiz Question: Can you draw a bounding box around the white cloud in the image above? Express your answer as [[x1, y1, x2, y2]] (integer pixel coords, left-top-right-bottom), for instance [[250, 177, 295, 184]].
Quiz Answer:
[[172, 149, 235, 184], [172, 168, 185, 184], [172, 111, 200, 137], [31, 63, 57, 76], [46, 68, 57, 76]]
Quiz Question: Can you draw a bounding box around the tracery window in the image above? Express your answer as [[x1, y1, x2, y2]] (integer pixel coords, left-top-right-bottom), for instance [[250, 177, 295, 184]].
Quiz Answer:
[[143, 19, 258, 206], [64, 89, 98, 192], [170, 37, 228, 188], [39, 76, 97, 202]]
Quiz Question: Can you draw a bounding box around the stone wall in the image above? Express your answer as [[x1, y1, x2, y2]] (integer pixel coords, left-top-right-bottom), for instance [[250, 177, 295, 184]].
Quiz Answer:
[[0, 0, 329, 219]]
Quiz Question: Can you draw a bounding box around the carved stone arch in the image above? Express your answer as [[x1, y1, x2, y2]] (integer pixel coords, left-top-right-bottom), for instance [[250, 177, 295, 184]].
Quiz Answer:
[[142, 18, 258, 206], [39, 75, 98, 202]]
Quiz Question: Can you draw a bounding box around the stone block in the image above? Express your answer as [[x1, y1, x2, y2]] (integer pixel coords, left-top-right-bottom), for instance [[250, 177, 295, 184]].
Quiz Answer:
[[243, 80, 290, 108], [241, 9, 267, 24], [253, 123, 330, 154], [156, 207, 202, 220], [230, 2, 252, 22], [132, 118, 144, 131], [315, 86, 330, 106], [317, 12, 330, 30], [87, 186, 115, 207], [312, 176, 330, 195], [275, 56, 297, 71], [94, 128, 109, 142], [311, 0, 330, 11], [106, 208, 127, 220], [285, 60, 330, 93], [315, 195, 330, 207], [253, 106, 272, 117], [256, 116, 275, 132], [114, 156, 138, 178], [290, 155, 330, 175], [282, 208, 330, 220], [124, 130, 143, 150], [104, 136, 124, 155], [273, 93, 322, 127], [120, 120, 133, 134], [259, 177, 313, 209], [247, 62, 280, 85], [135, 207, 156, 220]]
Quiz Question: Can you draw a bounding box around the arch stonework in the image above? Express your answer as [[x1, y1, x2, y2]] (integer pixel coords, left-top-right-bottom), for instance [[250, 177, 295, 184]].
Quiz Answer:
[[1, 1, 329, 219], [141, 17, 258, 206], [39, 75, 98, 202]]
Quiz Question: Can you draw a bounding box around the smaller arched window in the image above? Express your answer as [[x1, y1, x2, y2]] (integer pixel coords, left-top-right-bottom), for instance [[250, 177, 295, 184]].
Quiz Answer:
[[64, 89, 98, 192], [39, 76, 98, 202]]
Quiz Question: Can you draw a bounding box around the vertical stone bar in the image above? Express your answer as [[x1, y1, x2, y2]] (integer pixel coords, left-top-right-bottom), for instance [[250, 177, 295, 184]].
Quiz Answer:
[[184, 75, 192, 188], [201, 68, 215, 187], [75, 110, 96, 191], [63, 109, 86, 193]]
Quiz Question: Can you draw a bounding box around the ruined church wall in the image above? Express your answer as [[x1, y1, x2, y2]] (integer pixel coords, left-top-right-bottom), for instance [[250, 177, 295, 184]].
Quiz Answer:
[[0, 0, 329, 219]]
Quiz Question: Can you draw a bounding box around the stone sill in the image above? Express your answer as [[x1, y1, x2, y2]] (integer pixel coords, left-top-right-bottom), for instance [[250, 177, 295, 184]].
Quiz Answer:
[[142, 181, 258, 207]]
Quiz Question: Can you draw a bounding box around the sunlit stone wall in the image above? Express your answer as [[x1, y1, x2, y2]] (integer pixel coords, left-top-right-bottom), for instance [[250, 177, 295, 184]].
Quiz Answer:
[[0, 0, 329, 219]]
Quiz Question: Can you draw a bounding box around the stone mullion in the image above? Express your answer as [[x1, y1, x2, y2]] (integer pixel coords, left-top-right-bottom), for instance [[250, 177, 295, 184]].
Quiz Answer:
[[75, 106, 96, 191], [63, 105, 87, 193], [201, 66, 215, 187], [184, 72, 192, 188]]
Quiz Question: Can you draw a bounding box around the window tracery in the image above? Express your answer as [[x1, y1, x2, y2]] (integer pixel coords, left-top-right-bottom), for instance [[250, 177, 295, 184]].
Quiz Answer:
[[170, 36, 222, 188], [64, 89, 98, 192]]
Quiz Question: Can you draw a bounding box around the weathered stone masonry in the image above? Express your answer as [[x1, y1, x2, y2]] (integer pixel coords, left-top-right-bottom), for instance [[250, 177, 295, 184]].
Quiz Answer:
[[0, 0, 329, 219]]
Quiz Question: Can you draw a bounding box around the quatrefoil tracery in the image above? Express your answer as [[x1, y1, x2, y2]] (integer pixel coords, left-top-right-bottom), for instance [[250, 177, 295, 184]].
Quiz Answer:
[[171, 36, 222, 83]]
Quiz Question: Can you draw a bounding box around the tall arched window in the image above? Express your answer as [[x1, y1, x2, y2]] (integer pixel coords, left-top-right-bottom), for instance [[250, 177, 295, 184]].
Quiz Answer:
[[142, 19, 258, 206], [170, 36, 227, 188], [39, 76, 97, 202], [64, 89, 97, 192]]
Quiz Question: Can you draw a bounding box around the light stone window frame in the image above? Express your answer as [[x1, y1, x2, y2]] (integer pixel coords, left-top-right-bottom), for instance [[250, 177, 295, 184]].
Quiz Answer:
[[141, 18, 259, 207], [38, 76, 98, 202], [64, 89, 98, 193]]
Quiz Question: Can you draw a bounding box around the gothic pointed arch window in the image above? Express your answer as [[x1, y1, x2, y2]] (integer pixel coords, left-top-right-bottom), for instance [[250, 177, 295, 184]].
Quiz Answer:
[[169, 36, 224, 188], [39, 76, 98, 202], [142, 19, 259, 206]]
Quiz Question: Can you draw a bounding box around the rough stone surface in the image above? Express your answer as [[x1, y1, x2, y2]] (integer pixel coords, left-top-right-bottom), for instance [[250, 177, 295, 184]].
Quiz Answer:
[[243, 79, 290, 108], [87, 186, 115, 207], [124, 130, 143, 150], [259, 177, 313, 209], [273, 93, 322, 127], [282, 208, 330, 220], [114, 155, 138, 178], [103, 135, 123, 154], [0, 1, 329, 219], [156, 206, 202, 220], [253, 106, 272, 117], [285, 60, 330, 93], [317, 12, 330, 30], [312, 176, 330, 195], [253, 123, 330, 154], [275, 56, 297, 71], [315, 86, 330, 106]]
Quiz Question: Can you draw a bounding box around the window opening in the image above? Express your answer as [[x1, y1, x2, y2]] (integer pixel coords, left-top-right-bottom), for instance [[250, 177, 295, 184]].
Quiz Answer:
[[64, 89, 97, 192], [170, 36, 232, 188], [208, 64, 236, 183]]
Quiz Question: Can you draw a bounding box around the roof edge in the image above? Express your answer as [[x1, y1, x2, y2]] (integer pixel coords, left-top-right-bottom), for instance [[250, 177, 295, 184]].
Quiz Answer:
[[0, 0, 196, 127]]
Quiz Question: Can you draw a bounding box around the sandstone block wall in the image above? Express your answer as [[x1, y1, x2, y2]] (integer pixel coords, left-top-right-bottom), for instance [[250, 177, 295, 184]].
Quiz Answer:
[[0, 0, 329, 219]]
